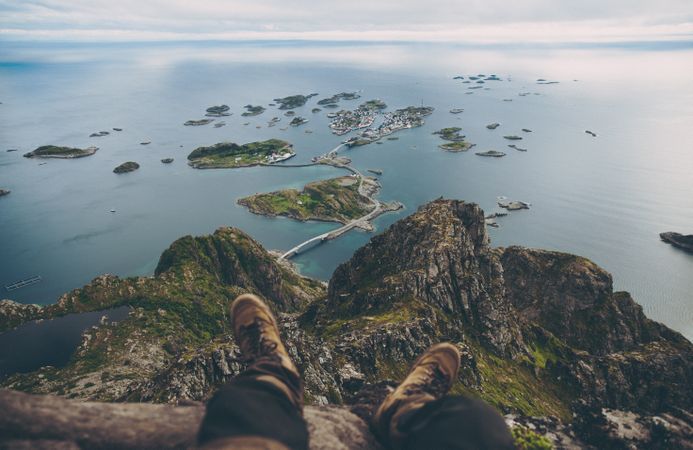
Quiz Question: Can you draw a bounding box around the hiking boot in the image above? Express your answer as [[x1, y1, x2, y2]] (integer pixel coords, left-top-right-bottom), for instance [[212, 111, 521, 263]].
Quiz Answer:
[[231, 293, 302, 410], [372, 343, 461, 448]]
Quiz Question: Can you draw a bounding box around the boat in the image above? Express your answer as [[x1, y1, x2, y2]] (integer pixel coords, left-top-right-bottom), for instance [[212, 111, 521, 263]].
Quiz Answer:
[[5, 275, 42, 292]]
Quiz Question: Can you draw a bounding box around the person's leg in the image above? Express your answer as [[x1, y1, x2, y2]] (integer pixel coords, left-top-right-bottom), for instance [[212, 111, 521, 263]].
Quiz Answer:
[[372, 343, 513, 450], [398, 396, 514, 450], [197, 294, 309, 450]]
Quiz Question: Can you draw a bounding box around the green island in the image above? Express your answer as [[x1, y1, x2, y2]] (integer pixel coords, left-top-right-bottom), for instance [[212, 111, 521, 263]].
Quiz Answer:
[[241, 105, 266, 116], [237, 176, 373, 224], [433, 127, 474, 151], [359, 99, 387, 110], [439, 141, 474, 152], [187, 139, 295, 169], [113, 161, 140, 174], [273, 93, 318, 110], [205, 105, 231, 117], [317, 92, 361, 106], [184, 119, 214, 126], [433, 127, 466, 141], [23, 145, 98, 159]]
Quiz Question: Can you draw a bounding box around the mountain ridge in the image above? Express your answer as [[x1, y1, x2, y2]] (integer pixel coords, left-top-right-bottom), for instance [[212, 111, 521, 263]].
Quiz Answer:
[[1, 199, 691, 448]]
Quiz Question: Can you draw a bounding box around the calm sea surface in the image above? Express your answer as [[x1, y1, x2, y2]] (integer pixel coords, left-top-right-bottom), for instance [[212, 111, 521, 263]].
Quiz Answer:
[[1, 41, 692, 339]]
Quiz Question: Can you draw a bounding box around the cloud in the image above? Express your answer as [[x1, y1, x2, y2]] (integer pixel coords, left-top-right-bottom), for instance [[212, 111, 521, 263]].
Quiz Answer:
[[1, 0, 692, 42]]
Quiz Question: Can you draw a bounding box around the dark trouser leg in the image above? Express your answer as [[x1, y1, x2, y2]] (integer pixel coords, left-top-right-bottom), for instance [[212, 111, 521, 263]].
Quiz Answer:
[[197, 359, 309, 450], [397, 396, 514, 450]]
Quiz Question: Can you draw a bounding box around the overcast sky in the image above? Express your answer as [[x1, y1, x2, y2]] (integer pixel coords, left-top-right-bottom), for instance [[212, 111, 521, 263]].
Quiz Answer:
[[1, 0, 692, 42]]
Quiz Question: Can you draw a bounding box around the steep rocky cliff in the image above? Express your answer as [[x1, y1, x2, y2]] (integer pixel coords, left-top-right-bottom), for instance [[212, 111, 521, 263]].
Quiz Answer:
[[2, 200, 691, 449]]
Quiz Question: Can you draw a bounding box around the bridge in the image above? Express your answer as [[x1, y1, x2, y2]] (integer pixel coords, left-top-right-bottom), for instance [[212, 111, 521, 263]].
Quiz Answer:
[[280, 159, 384, 260]]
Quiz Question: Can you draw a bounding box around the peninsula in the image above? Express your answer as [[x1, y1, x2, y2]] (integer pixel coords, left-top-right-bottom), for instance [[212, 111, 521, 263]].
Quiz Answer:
[[238, 176, 375, 225], [187, 139, 295, 169], [23, 145, 98, 159]]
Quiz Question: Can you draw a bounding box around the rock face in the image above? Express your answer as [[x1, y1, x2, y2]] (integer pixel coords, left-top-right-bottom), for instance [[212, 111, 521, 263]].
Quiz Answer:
[[1, 200, 691, 449], [660, 231, 693, 254]]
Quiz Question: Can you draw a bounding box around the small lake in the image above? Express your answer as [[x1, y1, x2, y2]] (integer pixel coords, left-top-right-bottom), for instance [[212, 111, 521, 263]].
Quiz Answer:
[[0, 306, 131, 379]]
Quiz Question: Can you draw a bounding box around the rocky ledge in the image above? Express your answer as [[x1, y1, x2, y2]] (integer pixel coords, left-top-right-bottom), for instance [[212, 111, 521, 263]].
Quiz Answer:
[[1, 200, 691, 449], [660, 231, 693, 254]]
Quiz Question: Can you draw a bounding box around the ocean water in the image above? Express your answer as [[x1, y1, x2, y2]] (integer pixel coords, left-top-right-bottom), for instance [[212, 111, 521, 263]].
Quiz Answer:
[[1, 40, 692, 340]]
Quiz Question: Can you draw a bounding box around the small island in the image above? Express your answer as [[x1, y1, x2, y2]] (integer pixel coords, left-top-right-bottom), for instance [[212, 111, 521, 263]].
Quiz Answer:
[[503, 135, 523, 140], [187, 139, 295, 169], [359, 99, 387, 110], [311, 108, 321, 113], [89, 131, 109, 137], [242, 105, 266, 116], [317, 92, 361, 106], [113, 161, 140, 174], [660, 232, 693, 254], [433, 127, 474, 151], [508, 144, 528, 152], [498, 199, 530, 210], [273, 94, 318, 110], [161, 158, 174, 164], [238, 176, 374, 225], [486, 123, 500, 130], [0, 189, 10, 197], [289, 116, 308, 127], [23, 145, 98, 159], [433, 127, 466, 141], [476, 150, 506, 157], [440, 141, 474, 152], [184, 119, 214, 126], [205, 105, 231, 117]]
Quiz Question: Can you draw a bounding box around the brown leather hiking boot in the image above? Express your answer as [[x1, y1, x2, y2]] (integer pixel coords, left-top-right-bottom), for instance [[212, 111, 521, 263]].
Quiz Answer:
[[231, 293, 303, 410], [372, 343, 461, 448]]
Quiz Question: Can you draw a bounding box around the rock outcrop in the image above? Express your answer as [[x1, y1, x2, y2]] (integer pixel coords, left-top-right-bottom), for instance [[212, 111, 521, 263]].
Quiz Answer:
[[1, 199, 691, 449], [660, 231, 693, 254]]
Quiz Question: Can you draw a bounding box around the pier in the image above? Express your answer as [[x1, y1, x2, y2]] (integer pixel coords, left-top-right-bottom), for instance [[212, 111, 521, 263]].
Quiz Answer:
[[5, 275, 42, 292]]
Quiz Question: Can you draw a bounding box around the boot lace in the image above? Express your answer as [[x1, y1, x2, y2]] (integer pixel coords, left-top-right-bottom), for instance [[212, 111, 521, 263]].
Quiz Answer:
[[403, 364, 449, 397], [236, 317, 279, 363]]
